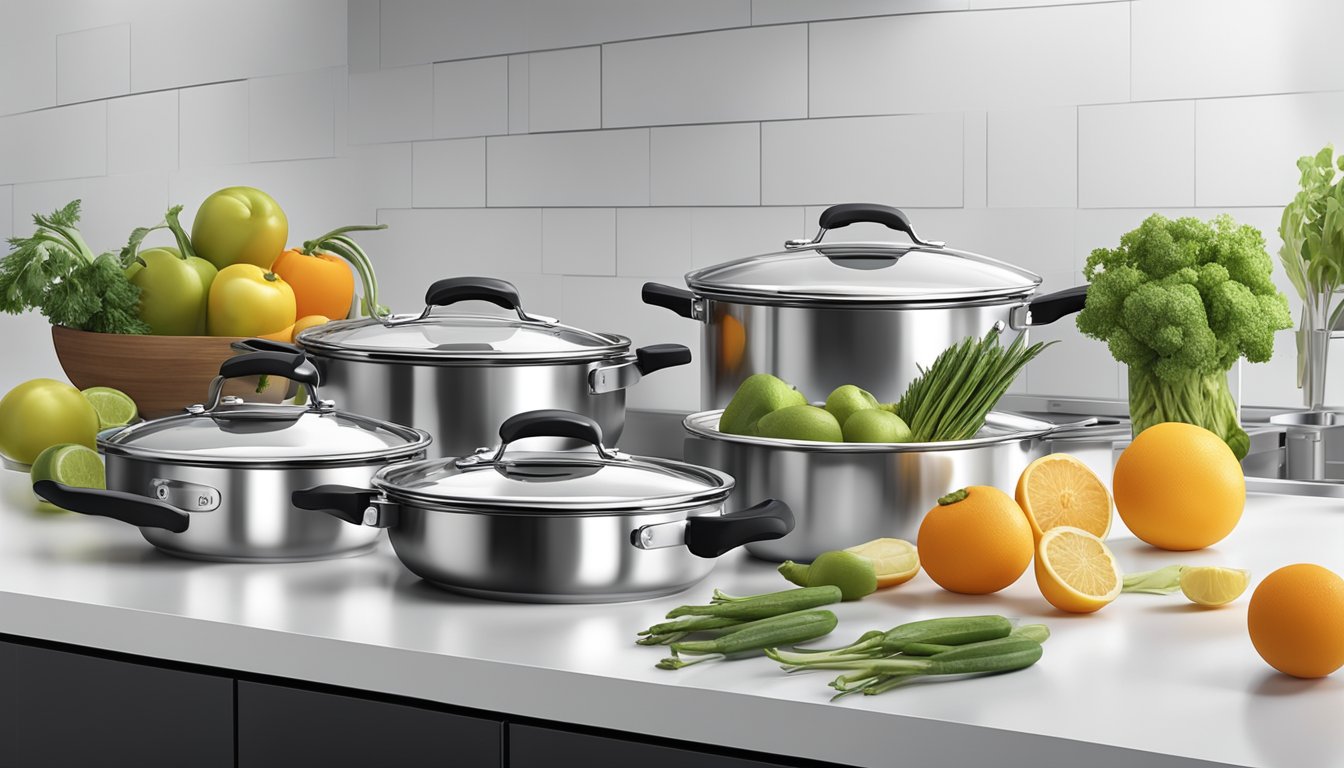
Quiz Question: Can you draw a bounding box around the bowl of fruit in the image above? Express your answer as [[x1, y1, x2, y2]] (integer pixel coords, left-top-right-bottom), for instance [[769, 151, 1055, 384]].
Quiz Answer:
[[2, 188, 384, 418]]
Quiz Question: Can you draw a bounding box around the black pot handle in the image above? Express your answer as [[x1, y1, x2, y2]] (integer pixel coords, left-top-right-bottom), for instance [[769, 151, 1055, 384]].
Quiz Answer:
[[217, 351, 320, 389], [683, 499, 795, 559], [641, 283, 701, 320], [802, 203, 944, 249], [291, 485, 380, 526], [33, 480, 190, 533], [1027, 285, 1089, 326], [634, 344, 692, 376], [230, 338, 305, 356], [424, 277, 521, 311], [497, 410, 606, 452]]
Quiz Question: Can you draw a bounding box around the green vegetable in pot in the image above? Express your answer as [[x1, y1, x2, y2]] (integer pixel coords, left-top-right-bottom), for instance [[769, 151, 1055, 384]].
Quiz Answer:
[[778, 550, 878, 601], [0, 201, 148, 334], [718, 373, 806, 435], [755, 405, 843, 442], [1075, 214, 1291, 459], [824, 384, 879, 428]]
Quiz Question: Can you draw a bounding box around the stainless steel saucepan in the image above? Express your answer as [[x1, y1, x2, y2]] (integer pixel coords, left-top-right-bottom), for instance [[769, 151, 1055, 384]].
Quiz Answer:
[[293, 410, 795, 603], [34, 351, 432, 562], [285, 276, 691, 458], [643, 203, 1087, 408], [683, 409, 1108, 562]]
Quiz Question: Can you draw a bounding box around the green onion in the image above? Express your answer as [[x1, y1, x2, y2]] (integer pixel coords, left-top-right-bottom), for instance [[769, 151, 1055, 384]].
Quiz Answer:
[[657, 610, 838, 670]]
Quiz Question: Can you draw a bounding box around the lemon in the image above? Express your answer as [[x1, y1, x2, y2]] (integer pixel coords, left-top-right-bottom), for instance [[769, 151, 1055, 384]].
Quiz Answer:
[[1180, 566, 1250, 607], [81, 386, 137, 429], [844, 537, 920, 587]]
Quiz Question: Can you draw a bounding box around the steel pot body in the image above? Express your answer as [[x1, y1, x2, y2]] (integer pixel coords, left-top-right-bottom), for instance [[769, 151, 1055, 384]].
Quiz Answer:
[[104, 454, 386, 562], [684, 410, 1079, 562]]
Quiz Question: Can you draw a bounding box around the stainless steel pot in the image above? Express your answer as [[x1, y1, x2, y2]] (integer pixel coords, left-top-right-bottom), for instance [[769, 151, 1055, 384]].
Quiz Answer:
[[289, 276, 690, 458], [33, 351, 432, 562], [643, 203, 1087, 408], [293, 410, 794, 603], [683, 409, 1102, 562]]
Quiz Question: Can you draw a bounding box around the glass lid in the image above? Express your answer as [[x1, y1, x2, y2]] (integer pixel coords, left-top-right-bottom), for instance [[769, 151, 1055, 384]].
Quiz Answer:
[[297, 276, 627, 363], [100, 406, 431, 467]]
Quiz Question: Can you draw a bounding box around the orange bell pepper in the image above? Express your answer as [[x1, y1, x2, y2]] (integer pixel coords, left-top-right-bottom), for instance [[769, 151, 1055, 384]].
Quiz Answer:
[[271, 248, 355, 320]]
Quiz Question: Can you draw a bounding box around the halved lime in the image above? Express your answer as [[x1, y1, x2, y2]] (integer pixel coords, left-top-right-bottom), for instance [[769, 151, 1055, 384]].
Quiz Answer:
[[81, 386, 137, 429], [30, 443, 106, 491], [1180, 566, 1251, 607]]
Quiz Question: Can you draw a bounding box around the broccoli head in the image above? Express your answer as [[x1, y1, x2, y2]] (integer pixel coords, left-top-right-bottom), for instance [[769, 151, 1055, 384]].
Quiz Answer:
[[1075, 214, 1291, 459]]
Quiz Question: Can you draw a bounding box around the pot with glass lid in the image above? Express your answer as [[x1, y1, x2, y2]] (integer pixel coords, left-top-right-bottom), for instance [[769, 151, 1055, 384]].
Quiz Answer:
[[642, 203, 1087, 408], [33, 351, 432, 562]]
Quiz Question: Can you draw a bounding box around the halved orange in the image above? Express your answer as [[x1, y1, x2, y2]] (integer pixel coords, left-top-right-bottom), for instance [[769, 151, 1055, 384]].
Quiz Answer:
[[1016, 453, 1113, 541], [1035, 526, 1122, 614], [844, 537, 920, 588]]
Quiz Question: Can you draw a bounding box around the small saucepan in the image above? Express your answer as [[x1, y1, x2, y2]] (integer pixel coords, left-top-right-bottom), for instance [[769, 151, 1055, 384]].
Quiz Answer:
[[293, 410, 795, 603]]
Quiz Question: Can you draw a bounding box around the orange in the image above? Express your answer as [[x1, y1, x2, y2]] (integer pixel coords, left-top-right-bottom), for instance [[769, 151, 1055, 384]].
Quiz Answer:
[[1034, 526, 1122, 613], [291, 314, 331, 343], [1248, 564, 1344, 678], [718, 314, 746, 372], [1112, 422, 1245, 551], [844, 538, 920, 588], [1016, 453, 1112, 541], [916, 486, 1033, 595]]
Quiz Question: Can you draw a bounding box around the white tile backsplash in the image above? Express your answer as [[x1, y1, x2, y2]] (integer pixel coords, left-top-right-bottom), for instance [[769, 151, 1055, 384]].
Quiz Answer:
[[508, 54, 529, 135], [809, 4, 1128, 117], [616, 208, 693, 277], [412, 139, 487, 208], [761, 114, 963, 206], [0, 101, 106, 185], [433, 57, 509, 139], [348, 0, 380, 74], [348, 65, 433, 145], [13, 174, 168, 256], [1195, 92, 1344, 209], [603, 25, 807, 128], [1132, 0, 1344, 101], [249, 69, 336, 162], [0, 185, 11, 241], [179, 82, 249, 168], [752, 0, 967, 24], [651, 123, 760, 207], [1079, 101, 1195, 209], [56, 24, 129, 105], [988, 107, 1076, 208], [543, 208, 617, 276], [963, 111, 987, 209], [487, 129, 650, 207], [527, 47, 601, 133], [689, 207, 805, 268], [107, 91, 178, 176]]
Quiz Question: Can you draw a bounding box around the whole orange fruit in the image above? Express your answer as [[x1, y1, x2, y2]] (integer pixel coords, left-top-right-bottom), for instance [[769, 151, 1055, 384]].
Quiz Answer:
[[1247, 564, 1344, 679], [1112, 422, 1244, 550], [917, 486, 1033, 595]]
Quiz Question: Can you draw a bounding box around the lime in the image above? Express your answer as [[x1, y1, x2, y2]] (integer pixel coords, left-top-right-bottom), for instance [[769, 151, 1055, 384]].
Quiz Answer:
[[778, 550, 878, 601], [81, 386, 138, 429], [30, 443, 106, 497], [1180, 566, 1251, 607]]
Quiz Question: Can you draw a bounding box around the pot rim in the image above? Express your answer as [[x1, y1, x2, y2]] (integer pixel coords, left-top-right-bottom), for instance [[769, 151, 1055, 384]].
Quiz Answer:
[[98, 420, 434, 469], [683, 409, 1057, 452]]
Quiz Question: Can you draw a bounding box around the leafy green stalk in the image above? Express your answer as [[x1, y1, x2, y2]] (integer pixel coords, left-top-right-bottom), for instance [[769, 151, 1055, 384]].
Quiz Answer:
[[1122, 565, 1186, 595], [1279, 145, 1344, 399]]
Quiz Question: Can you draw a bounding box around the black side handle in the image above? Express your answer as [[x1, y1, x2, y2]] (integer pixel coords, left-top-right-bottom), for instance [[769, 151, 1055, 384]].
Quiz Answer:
[[683, 499, 795, 559], [230, 338, 304, 355], [218, 351, 320, 388], [33, 481, 190, 533], [817, 203, 917, 238], [424, 277, 521, 311], [634, 344, 692, 376], [498, 410, 605, 451], [1027, 285, 1089, 326], [291, 485, 378, 526], [641, 283, 698, 320]]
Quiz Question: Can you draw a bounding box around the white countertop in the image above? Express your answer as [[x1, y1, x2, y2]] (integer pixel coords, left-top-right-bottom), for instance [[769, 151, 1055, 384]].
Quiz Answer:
[[1, 468, 1341, 768]]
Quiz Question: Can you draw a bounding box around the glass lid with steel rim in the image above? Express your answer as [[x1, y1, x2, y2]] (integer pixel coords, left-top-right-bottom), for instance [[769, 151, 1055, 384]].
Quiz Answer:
[[100, 351, 431, 466], [297, 276, 629, 363], [685, 203, 1041, 305], [374, 411, 733, 513]]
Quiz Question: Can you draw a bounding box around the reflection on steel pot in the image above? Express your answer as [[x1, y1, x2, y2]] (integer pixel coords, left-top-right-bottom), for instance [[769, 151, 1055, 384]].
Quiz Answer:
[[33, 351, 431, 562], [683, 409, 1106, 562], [643, 203, 1087, 408], [294, 410, 794, 603], [286, 276, 691, 458]]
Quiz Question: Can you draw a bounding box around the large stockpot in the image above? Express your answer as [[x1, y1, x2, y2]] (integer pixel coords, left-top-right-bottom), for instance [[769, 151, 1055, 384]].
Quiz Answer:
[[683, 409, 1100, 562], [293, 410, 795, 603], [33, 351, 432, 562], [294, 276, 691, 458], [643, 203, 1087, 408]]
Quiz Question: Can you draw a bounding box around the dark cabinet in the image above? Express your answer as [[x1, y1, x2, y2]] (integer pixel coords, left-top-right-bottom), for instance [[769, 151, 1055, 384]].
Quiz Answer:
[[509, 724, 799, 768], [237, 681, 502, 768], [4, 641, 233, 768]]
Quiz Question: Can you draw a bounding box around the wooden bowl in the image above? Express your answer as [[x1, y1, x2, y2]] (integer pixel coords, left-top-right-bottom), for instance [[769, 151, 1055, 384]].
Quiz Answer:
[[51, 325, 288, 419]]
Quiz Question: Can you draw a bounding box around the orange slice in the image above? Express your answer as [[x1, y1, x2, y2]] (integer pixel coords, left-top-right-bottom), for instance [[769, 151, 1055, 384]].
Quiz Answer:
[[1035, 526, 1122, 614], [1016, 453, 1113, 541], [844, 537, 920, 588]]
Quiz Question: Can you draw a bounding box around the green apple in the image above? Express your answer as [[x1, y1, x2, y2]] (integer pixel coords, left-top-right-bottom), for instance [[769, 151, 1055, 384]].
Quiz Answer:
[[824, 384, 879, 429], [719, 374, 807, 435], [842, 409, 913, 443], [756, 405, 843, 442]]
